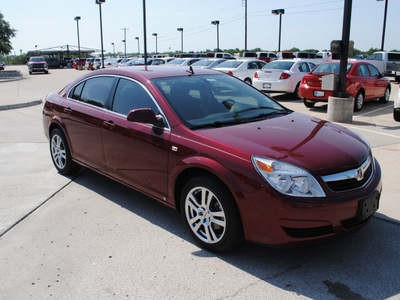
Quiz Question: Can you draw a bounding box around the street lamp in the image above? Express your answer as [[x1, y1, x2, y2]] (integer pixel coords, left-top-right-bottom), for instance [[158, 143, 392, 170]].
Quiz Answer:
[[74, 16, 81, 69], [121, 27, 129, 56], [177, 28, 183, 53], [135, 37, 140, 57], [377, 0, 388, 51], [95, 0, 105, 68], [272, 9, 285, 52], [211, 20, 220, 52], [111, 42, 115, 56], [152, 33, 158, 55]]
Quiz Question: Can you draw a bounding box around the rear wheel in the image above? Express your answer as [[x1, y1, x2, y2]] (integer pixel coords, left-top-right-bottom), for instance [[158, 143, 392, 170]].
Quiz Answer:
[[244, 78, 252, 85], [180, 176, 243, 252], [303, 99, 315, 108], [354, 91, 364, 111], [379, 86, 390, 103], [293, 82, 301, 99], [50, 128, 80, 175], [394, 108, 400, 122]]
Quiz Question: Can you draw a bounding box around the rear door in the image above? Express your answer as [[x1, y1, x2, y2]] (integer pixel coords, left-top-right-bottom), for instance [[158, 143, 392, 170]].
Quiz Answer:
[[368, 64, 387, 97], [64, 76, 116, 171], [102, 78, 170, 200], [357, 64, 375, 99]]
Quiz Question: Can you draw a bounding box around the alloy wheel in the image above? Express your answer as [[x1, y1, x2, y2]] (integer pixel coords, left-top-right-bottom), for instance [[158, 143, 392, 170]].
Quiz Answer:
[[51, 134, 66, 170]]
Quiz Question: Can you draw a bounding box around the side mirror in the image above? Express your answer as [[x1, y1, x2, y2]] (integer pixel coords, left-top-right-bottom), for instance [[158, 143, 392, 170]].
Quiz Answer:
[[127, 108, 164, 127]]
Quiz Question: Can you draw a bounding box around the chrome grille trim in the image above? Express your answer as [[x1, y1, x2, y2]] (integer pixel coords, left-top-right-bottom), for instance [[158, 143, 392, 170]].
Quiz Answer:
[[322, 156, 373, 192]]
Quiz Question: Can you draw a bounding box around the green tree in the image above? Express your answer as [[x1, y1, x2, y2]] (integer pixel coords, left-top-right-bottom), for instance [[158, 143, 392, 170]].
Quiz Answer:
[[0, 12, 17, 55]]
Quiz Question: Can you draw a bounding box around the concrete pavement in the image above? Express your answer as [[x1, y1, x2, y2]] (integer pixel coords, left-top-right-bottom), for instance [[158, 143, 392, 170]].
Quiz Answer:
[[0, 66, 400, 299]]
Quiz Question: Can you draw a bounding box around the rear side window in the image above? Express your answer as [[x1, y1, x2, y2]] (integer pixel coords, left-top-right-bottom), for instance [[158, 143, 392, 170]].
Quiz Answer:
[[112, 79, 159, 115], [358, 64, 371, 77], [368, 65, 381, 77], [80, 77, 115, 108], [70, 81, 85, 100]]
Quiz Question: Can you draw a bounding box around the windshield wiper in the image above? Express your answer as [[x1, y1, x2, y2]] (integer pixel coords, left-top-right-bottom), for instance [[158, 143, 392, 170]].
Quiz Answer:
[[245, 110, 291, 121], [190, 119, 245, 130]]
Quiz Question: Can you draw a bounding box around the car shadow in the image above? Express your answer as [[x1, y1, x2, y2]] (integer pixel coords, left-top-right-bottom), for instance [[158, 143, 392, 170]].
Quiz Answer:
[[73, 169, 400, 299]]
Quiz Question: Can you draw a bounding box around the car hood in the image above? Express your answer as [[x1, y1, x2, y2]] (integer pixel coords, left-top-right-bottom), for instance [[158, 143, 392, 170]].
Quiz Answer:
[[196, 112, 369, 175]]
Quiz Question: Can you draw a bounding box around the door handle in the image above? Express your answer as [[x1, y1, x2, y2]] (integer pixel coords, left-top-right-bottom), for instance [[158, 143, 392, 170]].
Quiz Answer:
[[103, 120, 116, 131], [64, 107, 72, 114]]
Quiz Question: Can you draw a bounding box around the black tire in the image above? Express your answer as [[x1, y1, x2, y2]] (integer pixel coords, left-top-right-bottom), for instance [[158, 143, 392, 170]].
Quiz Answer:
[[354, 91, 364, 112], [394, 108, 400, 122], [303, 99, 315, 108], [244, 78, 252, 85], [29, 71, 32, 75], [379, 86, 390, 103], [180, 176, 244, 252], [59, 64, 63, 69], [50, 128, 80, 175], [395, 76, 400, 83], [293, 82, 301, 99], [44, 70, 49, 74]]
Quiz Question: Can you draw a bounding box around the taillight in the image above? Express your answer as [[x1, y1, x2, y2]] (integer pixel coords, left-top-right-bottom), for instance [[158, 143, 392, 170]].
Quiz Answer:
[[279, 72, 291, 80], [228, 71, 233, 76], [254, 72, 258, 79]]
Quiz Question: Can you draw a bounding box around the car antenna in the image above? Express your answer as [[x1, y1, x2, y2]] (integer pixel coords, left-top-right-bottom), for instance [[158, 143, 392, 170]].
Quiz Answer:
[[186, 66, 194, 76]]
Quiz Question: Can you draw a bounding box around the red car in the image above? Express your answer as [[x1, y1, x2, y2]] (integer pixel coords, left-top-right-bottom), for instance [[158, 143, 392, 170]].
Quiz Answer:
[[300, 61, 391, 111], [43, 66, 381, 252], [72, 58, 87, 69]]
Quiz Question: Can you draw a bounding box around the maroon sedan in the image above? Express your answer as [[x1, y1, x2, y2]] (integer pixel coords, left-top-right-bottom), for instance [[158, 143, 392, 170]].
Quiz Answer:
[[43, 66, 381, 252], [300, 61, 391, 111]]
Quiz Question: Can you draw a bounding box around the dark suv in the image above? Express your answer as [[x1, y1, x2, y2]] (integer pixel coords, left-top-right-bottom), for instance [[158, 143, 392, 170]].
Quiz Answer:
[[27, 56, 48, 74]]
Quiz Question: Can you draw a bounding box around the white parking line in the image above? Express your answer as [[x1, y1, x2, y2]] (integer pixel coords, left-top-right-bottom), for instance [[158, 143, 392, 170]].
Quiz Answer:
[[350, 126, 400, 139], [354, 104, 393, 117]]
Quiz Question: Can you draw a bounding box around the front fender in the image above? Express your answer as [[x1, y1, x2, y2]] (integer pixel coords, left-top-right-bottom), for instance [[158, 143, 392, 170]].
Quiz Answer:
[[168, 155, 245, 207]]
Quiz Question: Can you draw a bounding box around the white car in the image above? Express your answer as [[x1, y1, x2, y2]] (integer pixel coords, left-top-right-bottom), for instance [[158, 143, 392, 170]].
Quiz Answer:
[[191, 58, 227, 69], [152, 57, 175, 65], [394, 83, 400, 121], [253, 59, 317, 98], [104, 58, 123, 68], [212, 59, 266, 85], [167, 58, 201, 66]]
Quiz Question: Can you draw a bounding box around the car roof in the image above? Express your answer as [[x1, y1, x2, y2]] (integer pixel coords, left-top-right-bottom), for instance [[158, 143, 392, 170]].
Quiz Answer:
[[84, 65, 220, 80]]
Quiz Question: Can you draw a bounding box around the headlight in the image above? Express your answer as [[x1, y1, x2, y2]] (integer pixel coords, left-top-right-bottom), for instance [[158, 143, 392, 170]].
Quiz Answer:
[[252, 156, 326, 197]]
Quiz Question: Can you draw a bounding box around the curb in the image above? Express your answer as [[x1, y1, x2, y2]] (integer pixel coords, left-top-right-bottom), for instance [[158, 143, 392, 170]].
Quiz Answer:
[[0, 100, 42, 111]]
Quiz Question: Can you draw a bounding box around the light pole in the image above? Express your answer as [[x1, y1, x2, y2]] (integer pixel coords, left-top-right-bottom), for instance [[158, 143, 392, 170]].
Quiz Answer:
[[111, 42, 115, 56], [272, 9, 285, 52], [96, 0, 105, 68], [143, 0, 148, 65], [74, 16, 81, 69], [152, 33, 158, 55], [177, 28, 183, 53], [377, 0, 388, 51], [244, 0, 247, 52], [211, 20, 220, 51], [135, 37, 140, 57], [121, 27, 129, 56]]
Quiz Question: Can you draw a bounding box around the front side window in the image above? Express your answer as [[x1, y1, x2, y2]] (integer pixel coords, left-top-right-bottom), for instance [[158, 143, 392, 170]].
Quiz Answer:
[[80, 76, 115, 108], [112, 78, 159, 116], [368, 64, 381, 77]]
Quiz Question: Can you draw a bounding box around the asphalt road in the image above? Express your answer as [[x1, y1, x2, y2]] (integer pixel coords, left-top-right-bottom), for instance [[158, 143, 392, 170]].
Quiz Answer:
[[1, 66, 400, 299]]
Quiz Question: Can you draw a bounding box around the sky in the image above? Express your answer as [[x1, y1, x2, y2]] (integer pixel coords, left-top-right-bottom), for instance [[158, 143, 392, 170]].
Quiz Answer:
[[1, 0, 399, 56]]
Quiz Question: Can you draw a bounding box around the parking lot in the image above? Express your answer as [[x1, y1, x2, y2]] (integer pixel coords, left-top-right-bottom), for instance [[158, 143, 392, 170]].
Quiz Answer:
[[1, 66, 400, 299]]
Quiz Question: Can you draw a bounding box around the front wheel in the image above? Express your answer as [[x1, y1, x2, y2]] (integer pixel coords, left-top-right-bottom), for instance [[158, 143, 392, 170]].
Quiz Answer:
[[293, 82, 301, 99], [379, 86, 390, 103], [50, 128, 79, 175], [180, 176, 243, 252], [354, 91, 364, 111]]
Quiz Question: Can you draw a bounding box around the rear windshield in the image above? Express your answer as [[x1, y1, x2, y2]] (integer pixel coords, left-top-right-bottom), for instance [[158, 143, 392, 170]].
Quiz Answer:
[[263, 61, 294, 70], [168, 59, 186, 65], [243, 52, 257, 57], [192, 60, 213, 67], [388, 53, 400, 61], [216, 61, 243, 68], [312, 63, 353, 74]]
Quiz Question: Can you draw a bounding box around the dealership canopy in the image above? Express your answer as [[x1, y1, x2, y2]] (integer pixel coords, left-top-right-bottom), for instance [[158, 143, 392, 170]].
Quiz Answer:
[[27, 45, 100, 58]]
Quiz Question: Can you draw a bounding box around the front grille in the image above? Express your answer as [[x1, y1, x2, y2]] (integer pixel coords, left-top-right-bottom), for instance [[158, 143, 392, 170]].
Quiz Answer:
[[282, 225, 334, 238], [322, 156, 373, 192]]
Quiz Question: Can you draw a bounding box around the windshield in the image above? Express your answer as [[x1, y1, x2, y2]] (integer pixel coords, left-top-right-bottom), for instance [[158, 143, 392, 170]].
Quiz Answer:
[[151, 74, 288, 129], [263, 61, 294, 70], [312, 63, 353, 74], [30, 57, 45, 62], [216, 61, 243, 68]]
